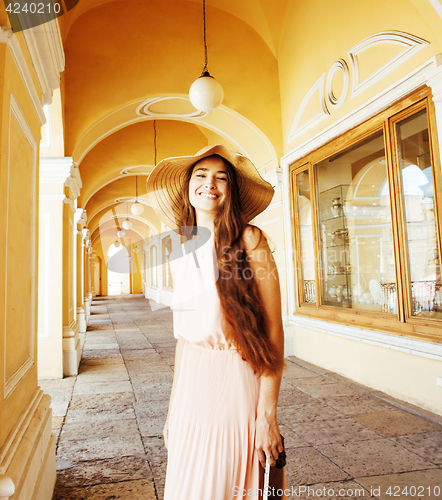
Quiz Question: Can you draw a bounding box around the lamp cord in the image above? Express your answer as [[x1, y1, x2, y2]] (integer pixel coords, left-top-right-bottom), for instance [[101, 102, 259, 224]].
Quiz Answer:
[[153, 120, 157, 165], [202, 0, 208, 74], [135, 176, 138, 200]]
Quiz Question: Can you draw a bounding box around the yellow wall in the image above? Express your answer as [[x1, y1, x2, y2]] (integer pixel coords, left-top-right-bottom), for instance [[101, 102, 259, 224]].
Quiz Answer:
[[278, 0, 442, 151], [294, 325, 442, 415], [0, 40, 41, 445]]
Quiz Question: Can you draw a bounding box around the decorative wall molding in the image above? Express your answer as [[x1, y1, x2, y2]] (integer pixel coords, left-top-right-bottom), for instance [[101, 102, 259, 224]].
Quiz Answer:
[[427, 0, 442, 20], [288, 72, 329, 143], [136, 96, 209, 119], [0, 388, 42, 472], [38, 212, 51, 339], [21, 19, 65, 105], [348, 31, 429, 99], [326, 59, 349, 109], [63, 196, 76, 214], [288, 31, 430, 143], [263, 167, 283, 191], [4, 92, 37, 399], [0, 27, 46, 125], [284, 56, 440, 165], [39, 157, 73, 183], [65, 164, 82, 199]]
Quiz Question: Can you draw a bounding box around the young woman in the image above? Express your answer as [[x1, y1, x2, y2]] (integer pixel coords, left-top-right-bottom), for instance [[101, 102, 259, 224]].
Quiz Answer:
[[147, 145, 285, 500]]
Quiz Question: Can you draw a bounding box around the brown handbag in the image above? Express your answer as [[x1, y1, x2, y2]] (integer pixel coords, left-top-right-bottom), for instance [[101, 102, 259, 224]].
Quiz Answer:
[[261, 436, 287, 500]]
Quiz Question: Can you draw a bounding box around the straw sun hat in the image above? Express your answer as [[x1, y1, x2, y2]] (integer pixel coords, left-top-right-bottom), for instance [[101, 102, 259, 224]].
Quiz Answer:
[[146, 145, 274, 232]]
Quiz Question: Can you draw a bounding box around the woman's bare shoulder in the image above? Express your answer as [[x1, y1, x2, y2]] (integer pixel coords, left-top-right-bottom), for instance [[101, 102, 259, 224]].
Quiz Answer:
[[242, 225, 266, 252]]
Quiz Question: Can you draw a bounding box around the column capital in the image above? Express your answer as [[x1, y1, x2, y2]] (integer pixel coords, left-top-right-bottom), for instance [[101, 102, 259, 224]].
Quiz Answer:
[[75, 208, 87, 227], [39, 157, 73, 184]]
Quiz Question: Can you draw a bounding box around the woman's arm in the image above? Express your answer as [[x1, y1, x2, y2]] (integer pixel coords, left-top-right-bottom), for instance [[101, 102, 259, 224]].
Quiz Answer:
[[163, 338, 185, 449], [243, 225, 285, 469]]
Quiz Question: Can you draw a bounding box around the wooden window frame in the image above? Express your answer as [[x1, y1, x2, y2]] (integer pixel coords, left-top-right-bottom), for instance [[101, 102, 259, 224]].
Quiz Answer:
[[289, 87, 442, 343]]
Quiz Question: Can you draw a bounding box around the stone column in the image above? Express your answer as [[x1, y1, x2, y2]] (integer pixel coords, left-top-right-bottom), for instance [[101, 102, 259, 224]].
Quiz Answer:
[[39, 158, 82, 378], [84, 231, 92, 319], [75, 209, 87, 333]]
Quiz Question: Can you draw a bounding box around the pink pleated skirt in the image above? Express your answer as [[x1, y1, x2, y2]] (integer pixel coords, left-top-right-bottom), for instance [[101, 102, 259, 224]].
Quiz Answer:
[[164, 341, 261, 500]]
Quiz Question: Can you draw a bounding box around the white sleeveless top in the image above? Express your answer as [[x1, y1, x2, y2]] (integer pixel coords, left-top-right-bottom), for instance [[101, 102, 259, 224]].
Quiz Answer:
[[172, 232, 236, 350]]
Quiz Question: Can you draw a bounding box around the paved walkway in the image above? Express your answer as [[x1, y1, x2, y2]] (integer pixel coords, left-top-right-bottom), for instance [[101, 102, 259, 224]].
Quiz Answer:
[[41, 295, 442, 499]]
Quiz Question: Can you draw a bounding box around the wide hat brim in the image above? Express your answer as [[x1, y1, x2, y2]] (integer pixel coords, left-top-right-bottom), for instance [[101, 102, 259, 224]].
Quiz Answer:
[[146, 145, 274, 232]]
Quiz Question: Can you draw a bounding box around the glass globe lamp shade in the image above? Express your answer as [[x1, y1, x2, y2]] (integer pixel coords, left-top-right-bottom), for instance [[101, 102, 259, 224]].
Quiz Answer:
[[117, 229, 125, 238], [122, 219, 132, 230], [131, 201, 144, 215], [134, 245, 140, 253], [189, 72, 223, 112], [114, 240, 120, 248]]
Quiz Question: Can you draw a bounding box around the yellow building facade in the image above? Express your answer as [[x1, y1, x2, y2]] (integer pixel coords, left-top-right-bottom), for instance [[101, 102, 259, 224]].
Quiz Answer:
[[1, 0, 442, 498]]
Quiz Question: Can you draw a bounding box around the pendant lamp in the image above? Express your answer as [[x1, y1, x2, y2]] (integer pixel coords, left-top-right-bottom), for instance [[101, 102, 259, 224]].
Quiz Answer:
[[131, 176, 144, 215], [189, 0, 223, 112], [114, 240, 120, 248], [123, 202, 132, 230], [117, 228, 125, 238]]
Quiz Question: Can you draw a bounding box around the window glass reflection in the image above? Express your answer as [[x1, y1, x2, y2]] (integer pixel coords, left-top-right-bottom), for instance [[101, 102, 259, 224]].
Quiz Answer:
[[315, 131, 397, 312], [296, 170, 316, 304], [397, 109, 442, 318]]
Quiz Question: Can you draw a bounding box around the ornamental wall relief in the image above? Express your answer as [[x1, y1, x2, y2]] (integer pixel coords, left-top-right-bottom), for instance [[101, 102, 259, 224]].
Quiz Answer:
[[288, 31, 429, 143]]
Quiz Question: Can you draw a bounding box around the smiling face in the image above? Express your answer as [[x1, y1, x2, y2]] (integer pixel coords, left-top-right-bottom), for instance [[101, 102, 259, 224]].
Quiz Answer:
[[188, 156, 229, 220]]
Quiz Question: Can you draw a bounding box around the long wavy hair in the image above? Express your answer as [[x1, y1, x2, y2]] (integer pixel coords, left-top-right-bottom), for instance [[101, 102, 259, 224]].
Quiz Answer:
[[178, 154, 283, 376]]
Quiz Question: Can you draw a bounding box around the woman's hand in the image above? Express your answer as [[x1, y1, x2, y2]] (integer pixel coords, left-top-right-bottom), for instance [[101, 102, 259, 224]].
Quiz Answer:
[[255, 411, 284, 469]]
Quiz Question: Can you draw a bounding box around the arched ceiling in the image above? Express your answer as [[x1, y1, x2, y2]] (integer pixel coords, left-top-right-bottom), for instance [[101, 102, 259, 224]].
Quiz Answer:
[[59, 0, 287, 244]]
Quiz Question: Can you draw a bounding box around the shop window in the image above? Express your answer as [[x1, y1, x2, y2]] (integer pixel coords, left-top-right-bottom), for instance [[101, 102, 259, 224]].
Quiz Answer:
[[290, 89, 442, 340]]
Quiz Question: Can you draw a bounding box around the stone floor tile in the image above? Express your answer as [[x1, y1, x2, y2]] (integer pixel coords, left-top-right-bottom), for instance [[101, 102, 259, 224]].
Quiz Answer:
[[69, 392, 135, 410], [64, 406, 137, 424], [142, 436, 168, 466], [318, 438, 437, 477], [286, 360, 331, 379], [76, 369, 129, 384], [57, 431, 145, 461], [293, 375, 340, 389], [278, 424, 309, 448], [81, 349, 123, 362], [151, 464, 167, 500], [52, 416, 64, 429], [299, 382, 361, 399], [132, 383, 172, 402], [53, 479, 156, 500], [295, 480, 371, 499], [393, 431, 442, 465], [82, 343, 120, 350], [356, 469, 442, 500], [284, 447, 350, 486], [289, 416, 381, 446], [319, 394, 396, 415], [78, 363, 127, 374], [55, 455, 153, 488], [44, 388, 74, 416], [277, 388, 315, 407], [117, 336, 153, 350], [278, 400, 341, 424], [72, 380, 133, 395], [39, 376, 76, 390], [351, 410, 441, 437]]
